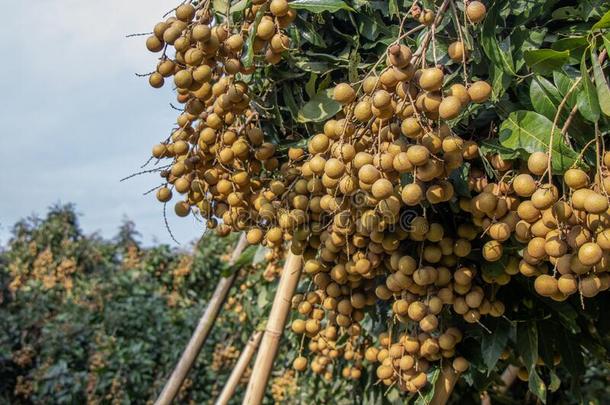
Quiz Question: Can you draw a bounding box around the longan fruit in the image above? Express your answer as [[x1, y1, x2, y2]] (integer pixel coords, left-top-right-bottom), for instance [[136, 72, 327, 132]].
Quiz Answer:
[[580, 275, 602, 297], [527, 152, 548, 176], [146, 35, 164, 52], [333, 83, 356, 104], [419, 68, 444, 91], [175, 4, 195, 21], [270, 0, 289, 16], [149, 72, 164, 88], [578, 242, 603, 266], [156, 187, 172, 202], [448, 41, 469, 62], [483, 240, 503, 261], [584, 193, 609, 214], [512, 174, 536, 197], [447, 83, 471, 106], [466, 1, 487, 23], [564, 168, 589, 189], [293, 356, 308, 371], [372, 178, 394, 199], [534, 274, 558, 296], [256, 17, 276, 40], [438, 96, 463, 120], [467, 81, 492, 103], [453, 357, 470, 372], [557, 274, 578, 295]]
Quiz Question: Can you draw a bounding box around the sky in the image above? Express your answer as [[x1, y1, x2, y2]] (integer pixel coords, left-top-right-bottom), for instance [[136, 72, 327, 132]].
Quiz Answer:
[[0, 0, 204, 246]]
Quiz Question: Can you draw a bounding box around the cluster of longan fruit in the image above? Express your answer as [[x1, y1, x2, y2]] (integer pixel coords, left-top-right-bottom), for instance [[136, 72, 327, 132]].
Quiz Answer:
[[146, 1, 300, 236], [211, 343, 240, 372], [365, 328, 469, 393], [465, 151, 610, 300], [270, 369, 297, 404]]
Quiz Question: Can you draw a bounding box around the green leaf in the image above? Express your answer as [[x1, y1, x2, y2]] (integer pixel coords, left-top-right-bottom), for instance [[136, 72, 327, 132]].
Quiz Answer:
[[549, 370, 561, 392], [553, 69, 580, 109], [297, 89, 342, 122], [289, 0, 353, 13], [592, 9, 610, 30], [241, 4, 267, 67], [213, 0, 230, 15], [523, 49, 570, 75], [388, 0, 399, 18], [551, 36, 588, 62], [499, 111, 581, 173], [481, 3, 517, 77], [517, 322, 546, 402], [481, 319, 510, 371], [577, 52, 600, 122], [530, 76, 563, 120], [229, 0, 250, 14], [591, 49, 610, 117], [479, 139, 521, 159]]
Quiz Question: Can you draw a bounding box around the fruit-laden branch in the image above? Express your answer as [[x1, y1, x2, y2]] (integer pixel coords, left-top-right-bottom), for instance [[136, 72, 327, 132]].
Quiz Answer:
[[215, 330, 263, 405], [242, 251, 303, 405], [155, 233, 249, 405]]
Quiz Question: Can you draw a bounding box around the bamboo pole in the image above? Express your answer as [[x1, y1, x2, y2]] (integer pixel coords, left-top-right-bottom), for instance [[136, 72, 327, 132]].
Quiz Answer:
[[215, 331, 263, 405], [430, 364, 461, 405], [242, 251, 303, 405], [155, 234, 249, 405]]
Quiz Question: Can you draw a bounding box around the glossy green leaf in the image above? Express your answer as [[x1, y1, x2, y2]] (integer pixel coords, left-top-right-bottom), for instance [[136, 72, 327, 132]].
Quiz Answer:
[[530, 76, 563, 120], [289, 0, 353, 13], [241, 4, 267, 67], [481, 319, 511, 371], [414, 367, 441, 405], [591, 49, 610, 117], [481, 3, 517, 77], [577, 53, 600, 122], [523, 49, 570, 75], [499, 111, 580, 172], [551, 36, 588, 62], [517, 322, 546, 402], [297, 89, 341, 122], [592, 9, 610, 30]]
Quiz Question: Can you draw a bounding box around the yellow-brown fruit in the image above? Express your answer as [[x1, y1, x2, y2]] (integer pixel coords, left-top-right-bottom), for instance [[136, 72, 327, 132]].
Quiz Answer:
[[564, 168, 589, 189], [527, 152, 548, 176], [419, 68, 444, 91], [256, 17, 276, 40], [149, 72, 164, 88], [534, 274, 558, 296], [578, 242, 603, 265], [402, 183, 424, 206], [512, 174, 536, 197], [419, 9, 435, 25], [438, 96, 463, 120], [558, 274, 578, 295], [333, 83, 356, 104], [453, 357, 470, 372], [584, 193, 609, 214], [466, 1, 487, 23], [448, 41, 469, 62], [372, 178, 394, 199], [448, 83, 471, 106], [156, 187, 172, 202], [146, 36, 164, 53], [483, 240, 503, 261], [293, 356, 308, 371], [467, 81, 492, 103], [176, 4, 195, 21], [270, 0, 290, 16], [174, 201, 191, 217]]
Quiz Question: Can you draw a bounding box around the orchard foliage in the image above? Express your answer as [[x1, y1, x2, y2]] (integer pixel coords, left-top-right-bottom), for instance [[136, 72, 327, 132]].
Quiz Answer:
[[137, 0, 610, 403], [0, 205, 294, 404]]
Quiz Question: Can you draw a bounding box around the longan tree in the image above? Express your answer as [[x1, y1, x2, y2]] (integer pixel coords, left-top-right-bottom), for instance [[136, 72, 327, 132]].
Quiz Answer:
[[137, 0, 610, 403]]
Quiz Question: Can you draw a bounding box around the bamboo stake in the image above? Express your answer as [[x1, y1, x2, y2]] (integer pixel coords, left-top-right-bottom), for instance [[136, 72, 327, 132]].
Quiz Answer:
[[242, 251, 303, 405], [215, 331, 264, 405], [430, 364, 461, 405], [155, 234, 249, 405]]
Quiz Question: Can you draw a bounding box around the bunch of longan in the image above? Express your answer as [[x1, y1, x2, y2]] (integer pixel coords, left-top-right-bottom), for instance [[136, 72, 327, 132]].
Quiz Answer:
[[146, 0, 299, 237], [465, 151, 610, 301]]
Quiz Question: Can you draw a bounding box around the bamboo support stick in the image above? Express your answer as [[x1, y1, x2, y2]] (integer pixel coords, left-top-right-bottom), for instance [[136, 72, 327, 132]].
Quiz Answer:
[[215, 331, 264, 405], [242, 251, 303, 405], [430, 364, 461, 405], [155, 234, 249, 405]]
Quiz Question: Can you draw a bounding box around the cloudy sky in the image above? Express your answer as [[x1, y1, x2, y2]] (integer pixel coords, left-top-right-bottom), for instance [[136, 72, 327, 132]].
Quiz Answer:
[[0, 0, 204, 245]]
